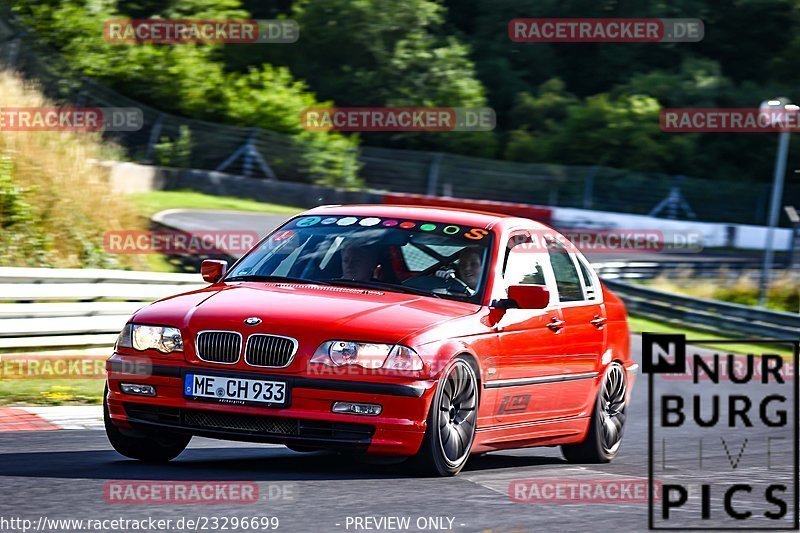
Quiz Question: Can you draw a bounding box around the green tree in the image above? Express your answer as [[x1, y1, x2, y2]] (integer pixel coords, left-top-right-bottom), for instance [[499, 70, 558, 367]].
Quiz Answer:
[[12, 0, 359, 186]]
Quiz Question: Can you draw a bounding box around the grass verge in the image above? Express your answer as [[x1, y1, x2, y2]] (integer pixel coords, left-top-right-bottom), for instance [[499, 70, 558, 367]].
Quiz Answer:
[[629, 314, 795, 359], [129, 190, 303, 218], [0, 379, 104, 406]]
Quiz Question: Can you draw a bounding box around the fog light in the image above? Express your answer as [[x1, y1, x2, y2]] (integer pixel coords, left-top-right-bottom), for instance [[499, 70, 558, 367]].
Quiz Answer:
[[120, 383, 156, 396], [332, 401, 382, 416]]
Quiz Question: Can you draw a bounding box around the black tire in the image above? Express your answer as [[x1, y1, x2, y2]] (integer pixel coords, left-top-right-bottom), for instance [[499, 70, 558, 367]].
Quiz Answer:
[[103, 385, 191, 463], [562, 362, 627, 464], [412, 356, 478, 476]]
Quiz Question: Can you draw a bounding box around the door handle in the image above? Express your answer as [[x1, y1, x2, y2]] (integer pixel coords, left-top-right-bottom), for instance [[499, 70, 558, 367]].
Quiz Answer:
[[547, 317, 565, 333], [590, 315, 607, 329]]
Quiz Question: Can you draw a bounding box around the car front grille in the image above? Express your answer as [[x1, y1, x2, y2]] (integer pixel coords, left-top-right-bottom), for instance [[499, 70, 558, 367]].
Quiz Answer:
[[245, 334, 297, 367], [196, 331, 241, 364], [183, 409, 299, 435], [122, 403, 374, 443]]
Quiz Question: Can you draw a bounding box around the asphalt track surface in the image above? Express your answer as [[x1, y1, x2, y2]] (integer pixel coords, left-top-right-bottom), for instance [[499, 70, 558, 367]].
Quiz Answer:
[[0, 337, 795, 533]]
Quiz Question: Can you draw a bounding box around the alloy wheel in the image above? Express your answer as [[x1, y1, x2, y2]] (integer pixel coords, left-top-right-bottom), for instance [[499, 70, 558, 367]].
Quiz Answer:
[[436, 361, 477, 466], [599, 364, 627, 455]]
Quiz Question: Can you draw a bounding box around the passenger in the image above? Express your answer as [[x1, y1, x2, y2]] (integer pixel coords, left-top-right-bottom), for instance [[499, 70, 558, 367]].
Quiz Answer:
[[340, 242, 380, 281]]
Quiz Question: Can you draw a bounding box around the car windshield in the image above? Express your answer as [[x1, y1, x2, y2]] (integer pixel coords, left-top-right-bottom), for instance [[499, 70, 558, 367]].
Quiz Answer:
[[225, 214, 493, 303]]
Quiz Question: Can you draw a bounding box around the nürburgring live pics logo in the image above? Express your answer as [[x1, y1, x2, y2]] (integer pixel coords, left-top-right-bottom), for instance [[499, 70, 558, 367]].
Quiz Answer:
[[643, 333, 799, 530]]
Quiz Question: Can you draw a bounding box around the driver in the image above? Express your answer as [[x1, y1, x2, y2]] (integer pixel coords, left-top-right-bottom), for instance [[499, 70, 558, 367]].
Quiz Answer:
[[456, 246, 483, 290], [340, 242, 380, 281]]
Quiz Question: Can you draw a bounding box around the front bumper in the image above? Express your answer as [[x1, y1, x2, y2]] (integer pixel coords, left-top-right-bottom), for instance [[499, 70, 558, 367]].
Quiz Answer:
[[106, 354, 437, 456]]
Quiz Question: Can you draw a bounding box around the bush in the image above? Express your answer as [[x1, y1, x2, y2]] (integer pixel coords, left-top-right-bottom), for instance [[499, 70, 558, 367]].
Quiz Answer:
[[0, 71, 144, 268], [154, 125, 193, 168], [646, 271, 799, 313]]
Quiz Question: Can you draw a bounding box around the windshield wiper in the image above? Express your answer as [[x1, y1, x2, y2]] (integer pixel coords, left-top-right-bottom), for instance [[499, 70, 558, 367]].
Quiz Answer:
[[328, 279, 442, 299], [224, 275, 330, 285]]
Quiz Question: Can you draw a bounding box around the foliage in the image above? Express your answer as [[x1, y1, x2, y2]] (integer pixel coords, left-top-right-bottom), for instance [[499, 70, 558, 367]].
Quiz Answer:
[[646, 273, 799, 314], [12, 0, 359, 186], [505, 81, 695, 173], [0, 71, 142, 269], [154, 125, 193, 168], [10, 0, 800, 184]]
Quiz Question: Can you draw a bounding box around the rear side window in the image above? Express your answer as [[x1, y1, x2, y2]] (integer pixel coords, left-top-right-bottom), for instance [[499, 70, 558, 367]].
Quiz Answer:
[[577, 258, 598, 301], [547, 242, 584, 302]]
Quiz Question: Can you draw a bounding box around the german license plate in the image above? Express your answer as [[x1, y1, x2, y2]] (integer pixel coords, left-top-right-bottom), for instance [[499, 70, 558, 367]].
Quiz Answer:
[[184, 374, 288, 406]]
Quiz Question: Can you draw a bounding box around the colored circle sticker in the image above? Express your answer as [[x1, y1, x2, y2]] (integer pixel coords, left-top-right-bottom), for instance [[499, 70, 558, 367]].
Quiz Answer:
[[443, 225, 460, 235], [321, 217, 338, 225], [382, 219, 399, 227], [337, 217, 358, 226], [296, 216, 321, 227], [399, 221, 416, 229], [359, 217, 381, 226], [420, 223, 437, 231]]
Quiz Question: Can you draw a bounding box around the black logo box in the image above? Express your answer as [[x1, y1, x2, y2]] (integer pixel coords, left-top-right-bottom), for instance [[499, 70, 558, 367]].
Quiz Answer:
[[643, 333, 800, 531]]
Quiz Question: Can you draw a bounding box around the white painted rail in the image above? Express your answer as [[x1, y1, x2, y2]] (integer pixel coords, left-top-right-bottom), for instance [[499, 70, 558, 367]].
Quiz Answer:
[[0, 267, 205, 350]]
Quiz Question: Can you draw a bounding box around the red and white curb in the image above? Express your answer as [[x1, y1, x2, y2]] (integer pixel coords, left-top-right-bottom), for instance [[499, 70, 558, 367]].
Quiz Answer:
[[0, 405, 103, 432]]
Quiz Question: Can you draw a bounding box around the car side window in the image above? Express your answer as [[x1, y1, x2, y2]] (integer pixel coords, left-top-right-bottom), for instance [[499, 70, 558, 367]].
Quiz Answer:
[[503, 232, 548, 288], [547, 241, 584, 302], [577, 257, 598, 301]]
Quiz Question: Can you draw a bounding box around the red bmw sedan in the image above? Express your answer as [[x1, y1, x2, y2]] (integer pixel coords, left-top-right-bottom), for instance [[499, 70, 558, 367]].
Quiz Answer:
[[105, 205, 636, 476]]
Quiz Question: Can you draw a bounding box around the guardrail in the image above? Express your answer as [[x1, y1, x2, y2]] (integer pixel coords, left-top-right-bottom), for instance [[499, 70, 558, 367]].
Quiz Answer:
[[0, 266, 795, 351], [0, 267, 205, 349], [603, 279, 800, 339], [592, 260, 764, 281]]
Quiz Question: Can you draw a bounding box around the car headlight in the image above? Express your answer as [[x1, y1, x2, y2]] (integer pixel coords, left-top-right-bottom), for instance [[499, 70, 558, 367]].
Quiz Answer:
[[311, 341, 423, 371], [115, 323, 132, 350], [117, 324, 183, 353]]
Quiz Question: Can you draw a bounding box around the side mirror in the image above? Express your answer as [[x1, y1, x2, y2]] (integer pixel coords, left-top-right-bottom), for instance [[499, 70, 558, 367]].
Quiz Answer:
[[507, 284, 550, 309], [201, 259, 228, 283]]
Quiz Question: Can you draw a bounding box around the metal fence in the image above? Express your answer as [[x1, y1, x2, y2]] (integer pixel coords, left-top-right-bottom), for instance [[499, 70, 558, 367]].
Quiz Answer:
[[0, 13, 797, 226]]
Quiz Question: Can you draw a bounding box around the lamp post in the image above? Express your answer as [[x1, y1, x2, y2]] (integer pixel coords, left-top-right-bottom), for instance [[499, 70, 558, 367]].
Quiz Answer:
[[786, 206, 800, 270], [758, 98, 795, 308]]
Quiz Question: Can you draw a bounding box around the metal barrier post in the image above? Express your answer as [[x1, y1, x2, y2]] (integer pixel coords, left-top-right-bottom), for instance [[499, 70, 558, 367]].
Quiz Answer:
[[143, 113, 164, 164], [426, 153, 442, 196], [216, 129, 276, 180]]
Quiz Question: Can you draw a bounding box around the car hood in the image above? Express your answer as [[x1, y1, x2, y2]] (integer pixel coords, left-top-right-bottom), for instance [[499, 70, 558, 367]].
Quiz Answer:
[[132, 282, 479, 345]]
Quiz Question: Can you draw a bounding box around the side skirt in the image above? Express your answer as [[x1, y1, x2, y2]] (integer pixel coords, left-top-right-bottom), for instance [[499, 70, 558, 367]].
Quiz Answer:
[[471, 416, 591, 453]]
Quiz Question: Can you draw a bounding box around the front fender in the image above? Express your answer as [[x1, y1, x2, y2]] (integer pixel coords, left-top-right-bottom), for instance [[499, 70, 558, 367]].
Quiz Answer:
[[416, 336, 497, 383]]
